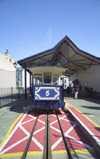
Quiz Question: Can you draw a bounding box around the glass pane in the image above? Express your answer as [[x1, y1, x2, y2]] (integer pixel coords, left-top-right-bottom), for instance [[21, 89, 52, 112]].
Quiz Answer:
[[33, 77, 42, 85], [53, 74, 59, 85], [44, 72, 51, 84]]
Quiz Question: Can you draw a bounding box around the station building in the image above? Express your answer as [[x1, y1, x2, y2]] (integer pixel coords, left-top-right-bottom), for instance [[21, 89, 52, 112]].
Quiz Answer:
[[70, 65, 100, 92], [18, 35, 100, 98], [0, 50, 16, 88], [0, 49, 30, 89]]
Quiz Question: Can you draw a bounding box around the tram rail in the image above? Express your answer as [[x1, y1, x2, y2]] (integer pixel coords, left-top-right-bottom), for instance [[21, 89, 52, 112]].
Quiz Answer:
[[20, 108, 74, 159], [55, 110, 73, 159], [21, 114, 39, 159], [0, 100, 99, 159], [42, 114, 52, 159]]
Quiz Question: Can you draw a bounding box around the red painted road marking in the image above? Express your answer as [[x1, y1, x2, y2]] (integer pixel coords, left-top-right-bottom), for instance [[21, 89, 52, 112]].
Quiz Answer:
[[50, 109, 93, 152], [0, 108, 94, 158], [65, 102, 100, 141], [0, 112, 46, 156]]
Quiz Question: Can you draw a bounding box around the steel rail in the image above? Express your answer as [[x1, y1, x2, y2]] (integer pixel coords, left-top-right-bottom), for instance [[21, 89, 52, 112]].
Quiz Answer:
[[21, 115, 38, 159], [55, 110, 73, 159], [42, 114, 52, 159]]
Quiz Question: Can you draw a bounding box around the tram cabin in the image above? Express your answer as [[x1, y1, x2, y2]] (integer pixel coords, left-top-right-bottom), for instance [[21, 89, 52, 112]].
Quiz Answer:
[[31, 66, 65, 110]]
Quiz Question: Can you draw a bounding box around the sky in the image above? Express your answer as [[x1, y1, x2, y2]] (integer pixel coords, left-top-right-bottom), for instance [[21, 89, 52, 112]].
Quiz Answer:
[[0, 0, 100, 62]]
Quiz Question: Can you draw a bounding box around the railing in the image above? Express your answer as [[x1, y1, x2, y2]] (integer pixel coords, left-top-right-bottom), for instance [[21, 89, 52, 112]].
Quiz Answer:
[[0, 87, 25, 107]]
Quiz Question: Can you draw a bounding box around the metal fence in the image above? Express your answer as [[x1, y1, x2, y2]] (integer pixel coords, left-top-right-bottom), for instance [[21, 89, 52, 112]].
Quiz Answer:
[[0, 87, 25, 107]]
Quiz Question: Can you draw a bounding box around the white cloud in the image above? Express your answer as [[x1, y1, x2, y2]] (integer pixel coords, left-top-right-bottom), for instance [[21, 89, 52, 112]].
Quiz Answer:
[[46, 26, 53, 43]]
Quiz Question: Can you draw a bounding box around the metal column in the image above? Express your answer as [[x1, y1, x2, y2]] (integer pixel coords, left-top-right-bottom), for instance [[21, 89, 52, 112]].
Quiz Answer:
[[24, 65, 27, 99], [30, 73, 32, 95]]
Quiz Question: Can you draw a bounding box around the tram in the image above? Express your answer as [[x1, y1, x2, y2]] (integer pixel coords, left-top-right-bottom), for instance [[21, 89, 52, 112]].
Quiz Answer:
[[31, 66, 66, 110]]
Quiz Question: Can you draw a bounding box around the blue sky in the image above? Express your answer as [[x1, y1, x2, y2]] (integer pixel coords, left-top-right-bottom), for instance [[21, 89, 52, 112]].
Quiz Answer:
[[0, 0, 100, 61]]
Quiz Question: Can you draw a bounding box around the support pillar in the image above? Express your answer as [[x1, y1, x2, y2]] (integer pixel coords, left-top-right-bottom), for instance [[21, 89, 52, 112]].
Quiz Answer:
[[30, 73, 32, 95], [24, 65, 27, 99]]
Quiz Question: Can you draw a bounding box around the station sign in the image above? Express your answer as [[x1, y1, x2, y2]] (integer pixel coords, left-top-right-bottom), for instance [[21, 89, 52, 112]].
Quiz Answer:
[[33, 85, 62, 101]]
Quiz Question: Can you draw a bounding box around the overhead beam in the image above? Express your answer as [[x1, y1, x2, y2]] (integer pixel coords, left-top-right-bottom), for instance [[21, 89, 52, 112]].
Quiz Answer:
[[58, 60, 78, 73], [59, 52, 87, 70], [64, 41, 100, 64]]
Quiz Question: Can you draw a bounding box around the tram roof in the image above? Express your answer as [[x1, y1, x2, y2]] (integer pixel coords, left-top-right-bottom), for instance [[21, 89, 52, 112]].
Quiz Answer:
[[18, 35, 100, 76], [29, 66, 66, 75]]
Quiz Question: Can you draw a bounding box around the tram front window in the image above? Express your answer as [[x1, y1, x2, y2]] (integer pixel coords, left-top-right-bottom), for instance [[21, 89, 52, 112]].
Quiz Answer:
[[44, 73, 51, 84]]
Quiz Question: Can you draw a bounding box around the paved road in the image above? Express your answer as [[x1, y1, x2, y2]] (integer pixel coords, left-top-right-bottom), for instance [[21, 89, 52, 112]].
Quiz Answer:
[[0, 96, 100, 159], [0, 96, 31, 144]]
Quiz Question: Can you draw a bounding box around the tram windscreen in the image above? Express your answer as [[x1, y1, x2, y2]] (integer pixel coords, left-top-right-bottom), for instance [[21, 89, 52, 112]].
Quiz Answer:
[[44, 72, 51, 84]]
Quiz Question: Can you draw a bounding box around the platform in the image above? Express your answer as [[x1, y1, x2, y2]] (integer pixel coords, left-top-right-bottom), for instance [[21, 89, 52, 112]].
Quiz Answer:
[[65, 97, 100, 127], [64, 97, 100, 154]]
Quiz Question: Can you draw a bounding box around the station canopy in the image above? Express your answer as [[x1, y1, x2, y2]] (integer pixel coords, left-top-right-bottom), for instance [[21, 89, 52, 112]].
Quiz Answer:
[[18, 36, 100, 76]]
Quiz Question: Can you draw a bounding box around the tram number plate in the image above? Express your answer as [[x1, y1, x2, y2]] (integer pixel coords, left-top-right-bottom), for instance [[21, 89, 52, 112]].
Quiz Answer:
[[46, 90, 50, 96], [34, 86, 61, 101]]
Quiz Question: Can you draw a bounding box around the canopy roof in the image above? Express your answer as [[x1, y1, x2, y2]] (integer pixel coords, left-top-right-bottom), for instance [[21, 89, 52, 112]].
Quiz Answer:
[[18, 36, 100, 76], [29, 66, 66, 75]]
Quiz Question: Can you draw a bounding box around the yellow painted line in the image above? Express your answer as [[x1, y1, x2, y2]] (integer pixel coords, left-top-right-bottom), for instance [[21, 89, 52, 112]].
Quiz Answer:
[[52, 150, 66, 154], [27, 151, 43, 155], [0, 113, 23, 148], [0, 151, 43, 158], [71, 149, 94, 154], [0, 152, 23, 158], [52, 149, 94, 154], [64, 99, 100, 128], [0, 149, 94, 158]]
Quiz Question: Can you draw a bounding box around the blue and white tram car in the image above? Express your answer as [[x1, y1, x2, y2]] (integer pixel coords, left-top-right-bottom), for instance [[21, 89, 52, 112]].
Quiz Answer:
[[31, 66, 65, 110]]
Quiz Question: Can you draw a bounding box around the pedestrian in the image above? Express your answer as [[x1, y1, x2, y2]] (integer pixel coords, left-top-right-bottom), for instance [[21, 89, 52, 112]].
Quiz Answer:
[[74, 84, 79, 99], [73, 79, 80, 99]]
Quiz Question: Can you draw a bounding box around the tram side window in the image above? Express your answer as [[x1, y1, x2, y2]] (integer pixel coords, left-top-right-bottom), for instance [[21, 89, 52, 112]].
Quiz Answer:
[[53, 74, 59, 85], [33, 74, 43, 85]]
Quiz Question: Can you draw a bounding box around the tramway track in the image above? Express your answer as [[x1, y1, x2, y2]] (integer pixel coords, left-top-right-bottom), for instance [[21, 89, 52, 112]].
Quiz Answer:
[[20, 110, 53, 159], [21, 108, 73, 159], [21, 110, 72, 159], [42, 114, 52, 159], [21, 114, 39, 159], [1, 107, 97, 159], [55, 109, 73, 159]]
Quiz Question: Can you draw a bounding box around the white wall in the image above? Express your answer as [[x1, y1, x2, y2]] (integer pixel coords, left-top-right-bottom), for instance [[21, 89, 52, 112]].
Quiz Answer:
[[0, 52, 16, 71], [0, 52, 16, 88], [0, 69, 16, 88], [70, 65, 100, 92]]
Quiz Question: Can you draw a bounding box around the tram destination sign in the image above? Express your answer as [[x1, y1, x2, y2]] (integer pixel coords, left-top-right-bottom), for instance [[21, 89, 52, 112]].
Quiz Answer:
[[33, 85, 62, 101]]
